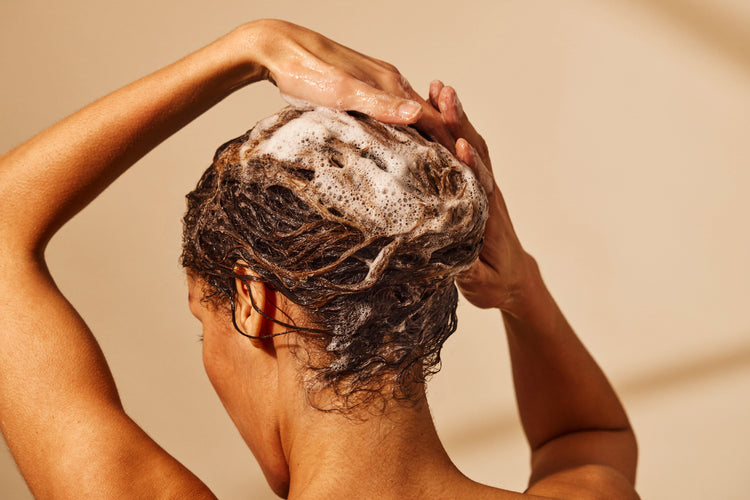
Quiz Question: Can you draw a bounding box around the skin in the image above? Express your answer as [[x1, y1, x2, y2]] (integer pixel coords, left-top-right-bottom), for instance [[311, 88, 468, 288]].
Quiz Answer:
[[0, 19, 638, 499]]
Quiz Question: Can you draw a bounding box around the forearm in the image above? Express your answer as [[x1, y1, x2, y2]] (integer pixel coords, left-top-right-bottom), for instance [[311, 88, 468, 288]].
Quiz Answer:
[[502, 254, 637, 482], [0, 23, 263, 254], [428, 81, 637, 494], [0, 23, 263, 495]]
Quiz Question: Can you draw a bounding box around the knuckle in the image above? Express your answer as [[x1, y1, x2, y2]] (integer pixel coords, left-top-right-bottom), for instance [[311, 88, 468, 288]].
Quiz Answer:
[[375, 59, 400, 75], [381, 72, 410, 95]]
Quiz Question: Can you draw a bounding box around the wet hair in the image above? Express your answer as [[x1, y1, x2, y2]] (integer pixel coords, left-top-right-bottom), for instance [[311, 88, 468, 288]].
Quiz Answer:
[[181, 107, 488, 409]]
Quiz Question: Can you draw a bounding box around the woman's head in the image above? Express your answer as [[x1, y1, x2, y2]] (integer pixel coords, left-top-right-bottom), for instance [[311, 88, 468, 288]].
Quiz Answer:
[[182, 106, 488, 410]]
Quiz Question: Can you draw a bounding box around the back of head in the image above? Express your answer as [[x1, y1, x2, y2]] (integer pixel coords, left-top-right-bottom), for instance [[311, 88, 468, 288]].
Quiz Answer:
[[182, 106, 488, 410]]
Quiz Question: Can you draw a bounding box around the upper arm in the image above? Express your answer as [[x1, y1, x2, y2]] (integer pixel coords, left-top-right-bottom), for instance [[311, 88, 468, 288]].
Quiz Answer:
[[0, 257, 215, 499], [526, 464, 640, 500], [33, 409, 217, 499], [525, 429, 639, 500]]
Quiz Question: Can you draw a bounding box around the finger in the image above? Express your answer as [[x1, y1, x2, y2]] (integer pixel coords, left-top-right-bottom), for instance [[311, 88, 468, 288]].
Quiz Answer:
[[437, 85, 462, 125], [456, 138, 495, 196], [413, 80, 456, 151], [341, 81, 423, 124], [415, 104, 456, 153], [438, 86, 492, 169], [428, 80, 444, 110]]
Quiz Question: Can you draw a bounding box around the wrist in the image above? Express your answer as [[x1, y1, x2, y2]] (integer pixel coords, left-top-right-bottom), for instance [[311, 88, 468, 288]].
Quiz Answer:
[[210, 21, 270, 91], [496, 252, 547, 319]]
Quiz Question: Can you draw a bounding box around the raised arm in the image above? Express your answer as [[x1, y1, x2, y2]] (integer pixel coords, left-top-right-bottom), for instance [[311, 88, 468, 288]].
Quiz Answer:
[[424, 81, 639, 499], [0, 19, 425, 498]]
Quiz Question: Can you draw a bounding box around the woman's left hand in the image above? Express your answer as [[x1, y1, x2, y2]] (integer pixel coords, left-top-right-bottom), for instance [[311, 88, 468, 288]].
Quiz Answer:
[[250, 19, 421, 123], [422, 80, 534, 313], [246, 20, 454, 145]]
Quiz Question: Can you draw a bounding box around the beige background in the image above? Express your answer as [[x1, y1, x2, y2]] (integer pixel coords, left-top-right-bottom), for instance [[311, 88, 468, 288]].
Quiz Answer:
[[2, 0, 750, 498]]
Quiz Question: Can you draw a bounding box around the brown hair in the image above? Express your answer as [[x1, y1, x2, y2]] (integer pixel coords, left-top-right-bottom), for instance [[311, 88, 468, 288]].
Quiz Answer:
[[181, 107, 487, 409]]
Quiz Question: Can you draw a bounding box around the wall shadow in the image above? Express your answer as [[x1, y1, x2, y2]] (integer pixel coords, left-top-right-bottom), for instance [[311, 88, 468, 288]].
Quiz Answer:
[[615, 0, 750, 77], [443, 339, 750, 450]]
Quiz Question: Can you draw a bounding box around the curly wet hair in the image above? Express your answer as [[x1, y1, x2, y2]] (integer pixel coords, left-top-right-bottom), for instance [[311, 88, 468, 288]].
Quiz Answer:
[[181, 107, 487, 409]]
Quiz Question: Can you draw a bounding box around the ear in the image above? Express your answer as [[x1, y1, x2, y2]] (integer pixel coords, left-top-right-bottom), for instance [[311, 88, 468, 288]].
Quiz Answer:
[[233, 265, 273, 346]]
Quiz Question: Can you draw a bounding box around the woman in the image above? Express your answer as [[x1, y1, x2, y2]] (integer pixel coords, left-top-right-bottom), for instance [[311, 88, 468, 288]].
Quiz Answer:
[[0, 19, 638, 499]]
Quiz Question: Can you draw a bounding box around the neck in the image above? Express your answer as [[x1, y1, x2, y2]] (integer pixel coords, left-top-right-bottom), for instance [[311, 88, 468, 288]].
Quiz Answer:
[[281, 390, 464, 499]]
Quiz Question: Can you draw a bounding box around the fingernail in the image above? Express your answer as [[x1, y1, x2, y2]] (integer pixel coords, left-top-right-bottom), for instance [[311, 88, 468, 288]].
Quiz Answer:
[[398, 101, 421, 120]]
